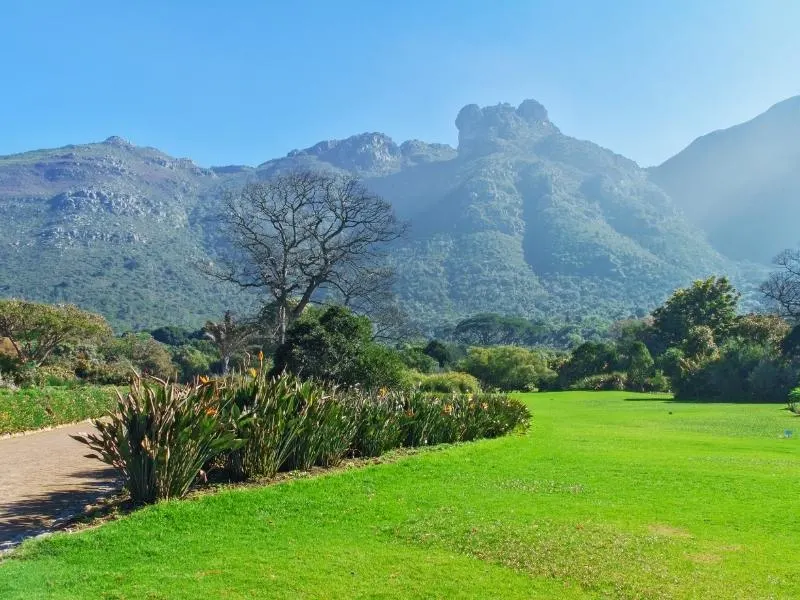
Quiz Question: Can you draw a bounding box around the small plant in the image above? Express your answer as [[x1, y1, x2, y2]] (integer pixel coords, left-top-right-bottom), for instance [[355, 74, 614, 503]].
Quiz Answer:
[[788, 387, 800, 414], [73, 376, 244, 504]]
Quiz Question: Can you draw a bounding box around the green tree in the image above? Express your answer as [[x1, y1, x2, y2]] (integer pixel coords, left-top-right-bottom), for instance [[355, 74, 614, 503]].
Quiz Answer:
[[100, 333, 176, 379], [652, 277, 740, 349], [557, 341, 621, 387], [626, 341, 654, 391], [423, 340, 460, 368], [272, 305, 404, 389], [0, 299, 111, 366], [452, 313, 545, 346]]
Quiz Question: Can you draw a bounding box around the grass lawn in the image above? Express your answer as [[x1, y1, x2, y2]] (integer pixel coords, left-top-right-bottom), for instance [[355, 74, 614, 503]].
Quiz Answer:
[[1, 391, 798, 599], [0, 385, 117, 435]]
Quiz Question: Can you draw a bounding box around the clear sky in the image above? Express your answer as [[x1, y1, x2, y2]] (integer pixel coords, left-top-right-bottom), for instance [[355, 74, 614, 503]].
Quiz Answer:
[[2, 0, 799, 167]]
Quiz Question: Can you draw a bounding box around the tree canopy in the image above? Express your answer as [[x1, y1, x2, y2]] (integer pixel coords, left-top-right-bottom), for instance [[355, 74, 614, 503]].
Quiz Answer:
[[0, 300, 111, 366], [652, 277, 739, 348], [210, 170, 406, 343]]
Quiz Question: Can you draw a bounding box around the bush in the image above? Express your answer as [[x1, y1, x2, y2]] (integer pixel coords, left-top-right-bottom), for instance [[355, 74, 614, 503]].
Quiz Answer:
[[100, 333, 177, 380], [73, 377, 244, 504], [461, 346, 554, 391], [788, 388, 800, 414], [397, 346, 439, 374], [644, 370, 671, 393], [75, 369, 532, 503], [569, 371, 628, 391], [400, 390, 530, 446], [416, 372, 481, 394], [350, 391, 404, 457]]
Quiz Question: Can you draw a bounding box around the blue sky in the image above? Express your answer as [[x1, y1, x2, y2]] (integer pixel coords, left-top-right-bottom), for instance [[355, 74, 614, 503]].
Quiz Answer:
[[2, 1, 799, 167]]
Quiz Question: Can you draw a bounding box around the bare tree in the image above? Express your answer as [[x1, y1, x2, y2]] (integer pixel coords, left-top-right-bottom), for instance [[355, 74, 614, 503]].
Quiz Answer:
[[761, 249, 800, 320], [206, 170, 407, 343]]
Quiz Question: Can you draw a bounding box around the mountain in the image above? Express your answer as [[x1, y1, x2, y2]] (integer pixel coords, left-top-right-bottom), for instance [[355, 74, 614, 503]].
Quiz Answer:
[[0, 100, 737, 331], [0, 137, 245, 330], [650, 96, 800, 263]]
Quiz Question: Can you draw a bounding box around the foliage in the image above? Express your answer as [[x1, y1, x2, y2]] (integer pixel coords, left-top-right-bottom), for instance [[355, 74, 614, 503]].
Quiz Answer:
[[450, 313, 546, 346], [99, 333, 176, 380], [203, 311, 257, 374], [0, 385, 116, 435], [730, 313, 790, 349], [557, 341, 621, 388], [396, 345, 439, 374], [423, 340, 462, 368], [652, 277, 739, 349], [569, 371, 628, 391], [0, 300, 111, 367], [788, 388, 800, 414], [150, 326, 203, 347], [273, 305, 406, 389], [224, 371, 339, 479], [415, 371, 481, 394], [171, 343, 218, 381], [626, 342, 655, 392], [349, 391, 404, 458], [73, 377, 245, 504], [461, 346, 555, 391]]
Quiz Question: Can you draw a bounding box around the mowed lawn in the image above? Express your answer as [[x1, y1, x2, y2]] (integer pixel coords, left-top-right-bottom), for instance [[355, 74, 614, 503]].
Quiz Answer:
[[1, 392, 798, 599]]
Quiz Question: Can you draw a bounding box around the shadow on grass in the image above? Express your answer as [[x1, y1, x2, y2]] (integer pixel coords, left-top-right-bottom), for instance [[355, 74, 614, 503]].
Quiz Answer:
[[624, 396, 796, 407]]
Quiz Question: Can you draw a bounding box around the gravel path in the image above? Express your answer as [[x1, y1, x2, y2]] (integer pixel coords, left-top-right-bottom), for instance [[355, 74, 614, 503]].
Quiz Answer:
[[0, 423, 118, 551]]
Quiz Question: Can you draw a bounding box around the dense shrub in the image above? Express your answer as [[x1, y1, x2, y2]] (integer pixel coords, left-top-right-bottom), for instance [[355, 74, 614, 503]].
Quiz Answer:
[[461, 346, 554, 391], [273, 305, 408, 389], [73, 378, 244, 504], [569, 372, 628, 391], [557, 341, 621, 388], [77, 370, 531, 504], [397, 346, 439, 374], [100, 333, 176, 380], [788, 388, 800, 414], [415, 371, 481, 394]]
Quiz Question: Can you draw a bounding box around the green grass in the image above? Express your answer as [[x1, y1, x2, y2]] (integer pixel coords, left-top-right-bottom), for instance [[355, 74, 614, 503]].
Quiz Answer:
[[1, 391, 798, 599], [0, 385, 117, 435]]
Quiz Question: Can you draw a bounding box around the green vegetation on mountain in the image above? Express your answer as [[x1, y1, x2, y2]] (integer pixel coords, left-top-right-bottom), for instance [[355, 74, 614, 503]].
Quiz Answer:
[[0, 100, 759, 332]]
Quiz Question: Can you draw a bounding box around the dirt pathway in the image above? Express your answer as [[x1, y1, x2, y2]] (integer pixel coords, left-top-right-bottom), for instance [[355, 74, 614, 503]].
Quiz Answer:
[[0, 423, 118, 551]]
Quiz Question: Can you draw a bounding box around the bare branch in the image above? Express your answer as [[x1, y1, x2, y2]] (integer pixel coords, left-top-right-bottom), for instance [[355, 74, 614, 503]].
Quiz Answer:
[[204, 170, 407, 342]]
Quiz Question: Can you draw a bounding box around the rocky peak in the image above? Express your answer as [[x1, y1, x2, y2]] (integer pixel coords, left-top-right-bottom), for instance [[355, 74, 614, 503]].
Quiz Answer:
[[456, 99, 559, 156], [287, 132, 402, 175], [102, 135, 132, 147]]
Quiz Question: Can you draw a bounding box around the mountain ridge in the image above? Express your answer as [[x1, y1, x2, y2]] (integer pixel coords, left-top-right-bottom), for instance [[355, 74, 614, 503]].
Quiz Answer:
[[0, 98, 767, 331]]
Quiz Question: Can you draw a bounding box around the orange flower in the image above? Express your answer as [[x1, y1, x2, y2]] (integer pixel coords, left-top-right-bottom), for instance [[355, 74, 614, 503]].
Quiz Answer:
[[199, 375, 210, 384], [258, 350, 264, 363], [205, 407, 218, 416]]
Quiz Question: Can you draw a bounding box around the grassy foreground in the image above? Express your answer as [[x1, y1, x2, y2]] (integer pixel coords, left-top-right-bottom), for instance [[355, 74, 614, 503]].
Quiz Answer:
[[0, 385, 116, 435], [1, 391, 798, 599]]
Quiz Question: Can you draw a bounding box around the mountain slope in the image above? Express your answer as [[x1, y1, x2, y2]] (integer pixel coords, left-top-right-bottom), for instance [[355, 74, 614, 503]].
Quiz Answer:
[[0, 137, 245, 330], [650, 96, 800, 263], [0, 101, 736, 330]]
